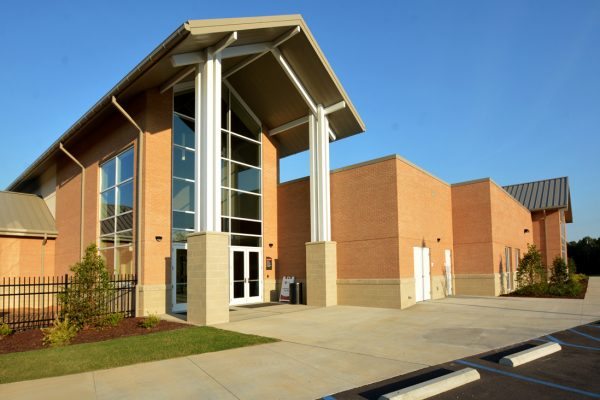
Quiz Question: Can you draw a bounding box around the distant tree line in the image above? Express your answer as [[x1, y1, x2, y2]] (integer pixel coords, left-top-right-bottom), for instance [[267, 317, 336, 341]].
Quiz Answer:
[[568, 237, 600, 275]]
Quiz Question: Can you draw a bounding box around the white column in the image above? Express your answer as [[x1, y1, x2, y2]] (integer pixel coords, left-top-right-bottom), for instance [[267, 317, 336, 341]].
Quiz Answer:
[[308, 105, 332, 242], [195, 50, 222, 232]]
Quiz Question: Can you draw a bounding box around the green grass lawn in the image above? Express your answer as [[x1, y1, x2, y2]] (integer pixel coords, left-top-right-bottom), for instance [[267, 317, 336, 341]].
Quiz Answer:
[[0, 326, 277, 384]]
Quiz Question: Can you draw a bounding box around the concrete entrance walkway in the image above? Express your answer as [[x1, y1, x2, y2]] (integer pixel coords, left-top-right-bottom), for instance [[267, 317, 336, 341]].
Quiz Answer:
[[2, 278, 599, 399]]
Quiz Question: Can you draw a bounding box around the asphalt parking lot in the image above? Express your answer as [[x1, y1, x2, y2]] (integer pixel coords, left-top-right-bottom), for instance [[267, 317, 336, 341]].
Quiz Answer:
[[327, 321, 600, 400]]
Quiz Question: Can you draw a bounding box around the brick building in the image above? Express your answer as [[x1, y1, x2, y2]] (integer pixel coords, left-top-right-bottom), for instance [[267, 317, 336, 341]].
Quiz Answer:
[[1, 15, 572, 320]]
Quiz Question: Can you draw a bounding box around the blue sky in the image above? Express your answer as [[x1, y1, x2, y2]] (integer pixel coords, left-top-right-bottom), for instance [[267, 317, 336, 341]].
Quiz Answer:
[[0, 1, 598, 240]]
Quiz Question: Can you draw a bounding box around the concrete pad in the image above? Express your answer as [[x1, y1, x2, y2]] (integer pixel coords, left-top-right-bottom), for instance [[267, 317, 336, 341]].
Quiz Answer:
[[264, 341, 426, 388], [1, 278, 597, 400], [379, 368, 480, 400], [93, 357, 236, 400], [0, 372, 96, 400], [188, 343, 350, 400], [499, 342, 561, 367]]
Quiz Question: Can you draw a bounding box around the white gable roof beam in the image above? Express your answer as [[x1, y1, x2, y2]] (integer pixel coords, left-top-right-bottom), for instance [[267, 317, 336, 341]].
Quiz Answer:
[[270, 47, 317, 115], [268, 115, 309, 136], [209, 32, 238, 56], [223, 26, 301, 79], [160, 66, 195, 94], [171, 52, 205, 68], [221, 42, 271, 59], [324, 101, 346, 116]]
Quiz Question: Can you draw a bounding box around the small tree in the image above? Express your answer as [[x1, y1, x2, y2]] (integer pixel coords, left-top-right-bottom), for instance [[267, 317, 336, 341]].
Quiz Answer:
[[59, 244, 113, 329], [550, 256, 569, 285], [516, 244, 545, 288]]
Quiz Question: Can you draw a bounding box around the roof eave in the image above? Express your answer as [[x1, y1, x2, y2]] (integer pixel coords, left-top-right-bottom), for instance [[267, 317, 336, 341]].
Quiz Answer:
[[6, 22, 192, 191]]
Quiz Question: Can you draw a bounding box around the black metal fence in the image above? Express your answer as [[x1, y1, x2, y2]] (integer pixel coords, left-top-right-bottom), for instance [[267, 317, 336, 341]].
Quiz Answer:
[[0, 274, 136, 331]]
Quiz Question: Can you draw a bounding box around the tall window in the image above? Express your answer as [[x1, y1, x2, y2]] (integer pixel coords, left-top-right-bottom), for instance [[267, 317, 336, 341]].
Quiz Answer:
[[99, 148, 134, 274], [221, 85, 262, 247], [171, 85, 262, 247], [172, 90, 196, 242]]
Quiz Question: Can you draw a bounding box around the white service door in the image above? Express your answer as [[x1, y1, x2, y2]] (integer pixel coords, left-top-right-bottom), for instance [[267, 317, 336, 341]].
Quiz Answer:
[[444, 249, 453, 296], [413, 247, 424, 302], [413, 247, 431, 302], [422, 248, 431, 301]]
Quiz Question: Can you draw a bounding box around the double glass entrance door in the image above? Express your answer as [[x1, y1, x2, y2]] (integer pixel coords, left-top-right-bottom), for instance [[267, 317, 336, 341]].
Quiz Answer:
[[172, 245, 262, 312], [230, 247, 262, 305]]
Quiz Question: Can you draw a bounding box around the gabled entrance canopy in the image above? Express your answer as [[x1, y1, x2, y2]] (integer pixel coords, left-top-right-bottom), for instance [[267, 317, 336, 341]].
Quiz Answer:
[[163, 15, 365, 156], [8, 15, 365, 191]]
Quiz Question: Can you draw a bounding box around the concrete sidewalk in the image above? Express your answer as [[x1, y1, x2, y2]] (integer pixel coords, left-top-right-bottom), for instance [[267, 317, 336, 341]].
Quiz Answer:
[[2, 278, 599, 399]]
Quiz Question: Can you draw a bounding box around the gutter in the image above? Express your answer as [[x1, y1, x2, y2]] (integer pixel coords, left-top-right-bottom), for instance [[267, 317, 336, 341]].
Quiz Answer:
[[7, 22, 191, 191]]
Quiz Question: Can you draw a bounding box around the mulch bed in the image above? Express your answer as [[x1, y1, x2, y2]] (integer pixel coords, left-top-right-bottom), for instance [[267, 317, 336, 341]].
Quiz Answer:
[[0, 317, 189, 355], [501, 278, 589, 299]]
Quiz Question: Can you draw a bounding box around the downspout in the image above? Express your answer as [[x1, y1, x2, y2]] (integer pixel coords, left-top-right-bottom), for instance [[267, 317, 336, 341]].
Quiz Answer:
[[41, 233, 47, 276], [543, 209, 548, 278], [59, 143, 85, 259], [111, 96, 144, 314]]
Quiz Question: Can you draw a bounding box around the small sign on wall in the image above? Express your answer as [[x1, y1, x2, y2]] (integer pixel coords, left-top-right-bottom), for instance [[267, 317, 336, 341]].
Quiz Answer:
[[279, 276, 295, 302]]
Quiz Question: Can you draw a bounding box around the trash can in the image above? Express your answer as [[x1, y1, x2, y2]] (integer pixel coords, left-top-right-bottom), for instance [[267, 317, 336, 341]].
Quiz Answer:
[[290, 282, 303, 305]]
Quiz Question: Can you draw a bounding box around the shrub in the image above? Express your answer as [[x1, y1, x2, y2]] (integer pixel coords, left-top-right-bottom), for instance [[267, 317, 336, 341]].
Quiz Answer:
[[550, 256, 569, 285], [516, 244, 546, 288], [139, 314, 160, 329], [0, 322, 13, 338], [42, 316, 78, 347], [97, 312, 124, 328], [567, 258, 577, 274], [60, 244, 113, 329]]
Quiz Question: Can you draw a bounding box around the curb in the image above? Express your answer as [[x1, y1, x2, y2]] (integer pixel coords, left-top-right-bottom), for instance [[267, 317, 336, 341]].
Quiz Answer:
[[379, 368, 480, 400], [499, 342, 561, 367]]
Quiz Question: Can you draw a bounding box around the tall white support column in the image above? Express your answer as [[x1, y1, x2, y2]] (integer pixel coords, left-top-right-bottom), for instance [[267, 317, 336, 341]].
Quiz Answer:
[[194, 50, 222, 232], [309, 105, 332, 242], [307, 107, 337, 306]]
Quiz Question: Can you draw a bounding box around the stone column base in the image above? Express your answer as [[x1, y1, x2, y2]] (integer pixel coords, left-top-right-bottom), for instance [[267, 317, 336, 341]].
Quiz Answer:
[[187, 231, 230, 325], [306, 241, 337, 307]]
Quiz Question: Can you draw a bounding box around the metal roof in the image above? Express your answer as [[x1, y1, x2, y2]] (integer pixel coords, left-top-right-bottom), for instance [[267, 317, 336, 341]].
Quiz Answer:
[[503, 177, 572, 222], [0, 191, 58, 237], [7, 14, 365, 191]]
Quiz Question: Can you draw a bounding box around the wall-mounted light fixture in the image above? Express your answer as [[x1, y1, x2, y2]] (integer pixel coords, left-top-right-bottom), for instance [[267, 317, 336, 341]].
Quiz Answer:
[[155, 236, 163, 242], [269, 243, 274, 248], [524, 229, 530, 234], [437, 238, 441, 243]]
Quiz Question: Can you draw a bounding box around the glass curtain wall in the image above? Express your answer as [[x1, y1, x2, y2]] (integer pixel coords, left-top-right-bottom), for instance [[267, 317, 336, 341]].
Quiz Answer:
[[221, 85, 262, 247], [172, 90, 196, 242], [99, 147, 134, 274], [171, 85, 262, 246]]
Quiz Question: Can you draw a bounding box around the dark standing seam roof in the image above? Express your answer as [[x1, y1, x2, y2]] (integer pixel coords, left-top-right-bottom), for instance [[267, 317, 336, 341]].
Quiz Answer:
[[0, 191, 57, 237], [503, 177, 572, 222]]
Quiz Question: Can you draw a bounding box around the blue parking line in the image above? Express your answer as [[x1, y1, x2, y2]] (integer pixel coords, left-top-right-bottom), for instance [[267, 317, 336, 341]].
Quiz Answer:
[[570, 328, 600, 342], [322, 396, 336, 400], [456, 360, 600, 398], [546, 335, 600, 351], [588, 325, 600, 329]]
